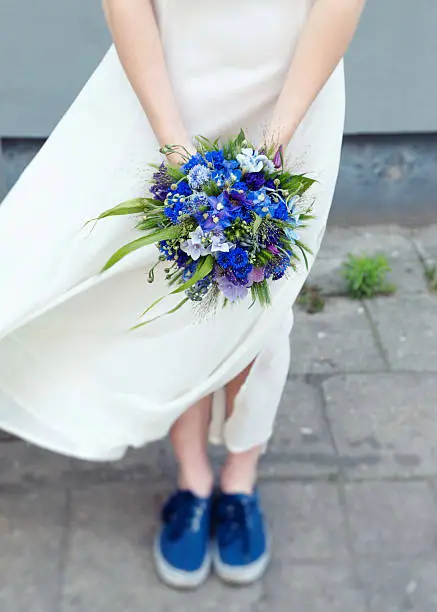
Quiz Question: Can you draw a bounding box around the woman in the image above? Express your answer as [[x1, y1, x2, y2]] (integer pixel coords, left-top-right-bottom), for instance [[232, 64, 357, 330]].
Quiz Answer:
[[0, 0, 366, 589]]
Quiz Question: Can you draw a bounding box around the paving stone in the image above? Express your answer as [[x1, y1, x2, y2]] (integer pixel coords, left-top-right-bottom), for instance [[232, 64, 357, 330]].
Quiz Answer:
[[343, 482, 437, 557], [262, 482, 348, 561], [308, 254, 427, 296], [320, 225, 415, 261], [0, 429, 16, 441], [290, 298, 385, 374], [324, 373, 437, 477], [0, 441, 72, 490], [261, 377, 338, 478], [0, 490, 67, 612], [307, 257, 348, 295], [357, 557, 437, 612], [62, 482, 263, 612], [257, 563, 367, 612], [69, 441, 175, 488], [412, 225, 437, 264], [366, 294, 437, 371]]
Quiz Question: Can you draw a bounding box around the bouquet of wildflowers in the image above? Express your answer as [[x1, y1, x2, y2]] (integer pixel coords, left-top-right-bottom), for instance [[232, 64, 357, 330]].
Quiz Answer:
[[96, 131, 315, 327]]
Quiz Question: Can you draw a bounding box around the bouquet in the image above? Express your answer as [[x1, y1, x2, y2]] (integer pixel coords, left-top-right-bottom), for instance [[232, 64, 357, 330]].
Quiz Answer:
[[96, 130, 315, 328]]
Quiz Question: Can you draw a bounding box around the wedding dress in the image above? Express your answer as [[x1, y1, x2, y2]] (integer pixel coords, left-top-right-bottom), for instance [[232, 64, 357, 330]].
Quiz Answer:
[[0, 0, 344, 460]]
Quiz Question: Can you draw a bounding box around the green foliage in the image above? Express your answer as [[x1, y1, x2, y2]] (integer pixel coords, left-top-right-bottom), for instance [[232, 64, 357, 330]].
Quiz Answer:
[[101, 225, 182, 272], [297, 284, 326, 314], [424, 263, 437, 292], [251, 280, 271, 307], [170, 255, 214, 295], [342, 253, 396, 299]]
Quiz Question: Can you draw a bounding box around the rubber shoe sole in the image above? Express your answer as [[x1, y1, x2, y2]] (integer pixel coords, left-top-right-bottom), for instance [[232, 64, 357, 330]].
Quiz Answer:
[[153, 536, 212, 589], [212, 541, 271, 585]]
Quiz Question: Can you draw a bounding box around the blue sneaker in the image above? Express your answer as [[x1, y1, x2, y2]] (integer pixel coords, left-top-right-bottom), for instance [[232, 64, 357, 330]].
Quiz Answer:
[[212, 490, 270, 584], [154, 490, 212, 589]]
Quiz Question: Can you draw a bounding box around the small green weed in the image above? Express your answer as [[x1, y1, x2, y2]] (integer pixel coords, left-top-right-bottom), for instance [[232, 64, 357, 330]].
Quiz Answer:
[[424, 264, 437, 292], [341, 253, 396, 299]]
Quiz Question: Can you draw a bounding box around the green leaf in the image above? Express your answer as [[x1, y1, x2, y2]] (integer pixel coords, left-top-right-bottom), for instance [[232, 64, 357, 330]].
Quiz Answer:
[[171, 255, 214, 294], [296, 242, 309, 270], [253, 214, 262, 235], [88, 198, 146, 224], [166, 166, 186, 182], [131, 297, 189, 331], [101, 225, 181, 272]]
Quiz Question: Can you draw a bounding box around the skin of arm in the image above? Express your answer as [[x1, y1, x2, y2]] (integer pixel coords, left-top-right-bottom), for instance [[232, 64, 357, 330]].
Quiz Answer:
[[102, 0, 195, 160], [103, 0, 366, 157], [266, 0, 367, 148]]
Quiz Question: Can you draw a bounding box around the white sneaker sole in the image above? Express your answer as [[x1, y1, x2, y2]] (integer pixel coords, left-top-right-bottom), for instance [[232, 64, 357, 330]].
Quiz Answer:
[[212, 542, 271, 585], [153, 536, 212, 590]]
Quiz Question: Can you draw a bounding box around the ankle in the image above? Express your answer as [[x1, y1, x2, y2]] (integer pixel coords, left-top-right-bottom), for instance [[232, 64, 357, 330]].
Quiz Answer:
[[178, 467, 214, 498], [220, 464, 257, 496]]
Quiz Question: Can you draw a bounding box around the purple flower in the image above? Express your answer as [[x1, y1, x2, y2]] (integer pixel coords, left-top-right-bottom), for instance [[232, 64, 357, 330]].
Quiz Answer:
[[216, 275, 249, 302], [150, 163, 173, 202], [180, 226, 210, 260], [268, 244, 280, 255], [210, 233, 232, 253], [273, 145, 284, 169], [224, 187, 250, 206], [247, 267, 265, 284], [244, 172, 266, 191]]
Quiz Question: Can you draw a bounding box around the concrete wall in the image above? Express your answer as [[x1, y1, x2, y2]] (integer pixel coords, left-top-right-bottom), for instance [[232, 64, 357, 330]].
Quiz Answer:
[[0, 0, 436, 137]]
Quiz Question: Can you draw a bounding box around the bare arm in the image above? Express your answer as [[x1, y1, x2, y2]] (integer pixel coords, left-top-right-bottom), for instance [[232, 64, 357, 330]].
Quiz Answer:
[[266, 0, 367, 147], [102, 0, 194, 157]]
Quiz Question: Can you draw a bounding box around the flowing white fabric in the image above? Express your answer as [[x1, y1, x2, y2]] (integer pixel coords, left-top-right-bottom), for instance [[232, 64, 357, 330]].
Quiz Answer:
[[0, 0, 345, 460]]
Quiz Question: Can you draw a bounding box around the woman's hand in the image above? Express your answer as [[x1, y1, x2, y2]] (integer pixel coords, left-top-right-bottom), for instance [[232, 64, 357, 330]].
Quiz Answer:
[[160, 142, 197, 167]]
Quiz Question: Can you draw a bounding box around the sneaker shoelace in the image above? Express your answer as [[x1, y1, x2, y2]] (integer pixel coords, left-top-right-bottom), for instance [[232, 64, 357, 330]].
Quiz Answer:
[[214, 495, 255, 557], [162, 491, 207, 542]]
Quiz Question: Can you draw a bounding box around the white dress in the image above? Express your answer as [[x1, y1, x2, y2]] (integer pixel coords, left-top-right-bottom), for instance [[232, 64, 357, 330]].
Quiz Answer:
[[0, 0, 345, 461]]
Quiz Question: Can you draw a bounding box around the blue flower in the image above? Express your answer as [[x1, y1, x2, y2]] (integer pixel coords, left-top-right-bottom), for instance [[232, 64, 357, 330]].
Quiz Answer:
[[217, 247, 250, 272], [164, 193, 196, 223], [175, 181, 192, 196], [197, 194, 233, 231], [211, 167, 242, 188], [273, 201, 288, 220], [247, 189, 279, 217], [158, 240, 174, 259], [205, 150, 225, 168], [181, 153, 207, 173], [187, 164, 211, 189], [265, 255, 290, 281]]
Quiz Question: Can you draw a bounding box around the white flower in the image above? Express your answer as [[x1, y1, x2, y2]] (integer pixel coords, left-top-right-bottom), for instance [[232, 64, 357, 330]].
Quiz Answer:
[[236, 147, 275, 173]]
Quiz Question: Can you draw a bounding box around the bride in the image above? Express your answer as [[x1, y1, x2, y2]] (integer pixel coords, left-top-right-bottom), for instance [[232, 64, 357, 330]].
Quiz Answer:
[[0, 0, 365, 589]]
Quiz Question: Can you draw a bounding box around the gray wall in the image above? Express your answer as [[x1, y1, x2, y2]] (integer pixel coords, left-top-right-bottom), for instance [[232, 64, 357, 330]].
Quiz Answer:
[[1, 0, 436, 137]]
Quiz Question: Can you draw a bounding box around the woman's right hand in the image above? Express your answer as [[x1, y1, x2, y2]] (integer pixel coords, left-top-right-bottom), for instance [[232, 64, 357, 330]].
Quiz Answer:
[[162, 142, 197, 167]]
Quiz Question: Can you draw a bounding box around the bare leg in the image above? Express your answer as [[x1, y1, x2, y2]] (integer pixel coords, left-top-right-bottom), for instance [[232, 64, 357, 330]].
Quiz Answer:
[[170, 395, 214, 497], [220, 361, 263, 494]]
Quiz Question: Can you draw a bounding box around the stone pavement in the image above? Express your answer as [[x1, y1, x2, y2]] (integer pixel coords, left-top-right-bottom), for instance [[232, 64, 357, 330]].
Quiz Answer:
[[1, 224, 436, 612]]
